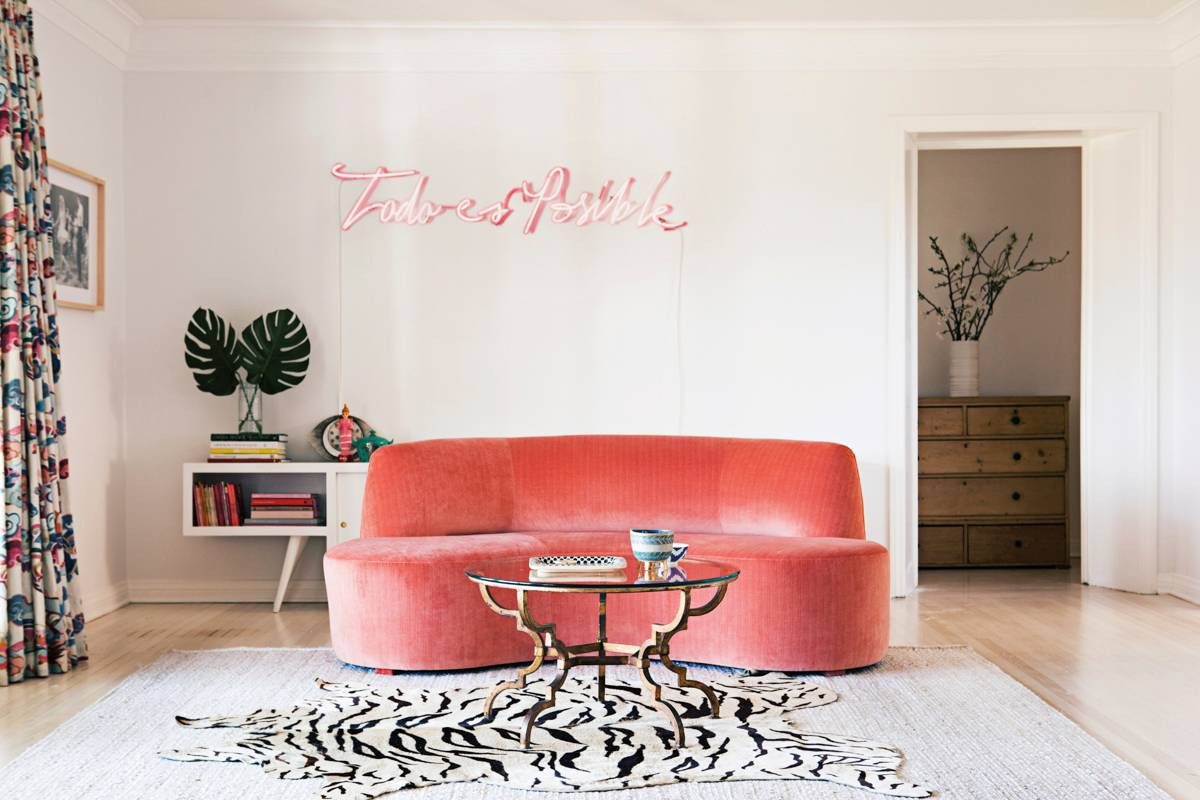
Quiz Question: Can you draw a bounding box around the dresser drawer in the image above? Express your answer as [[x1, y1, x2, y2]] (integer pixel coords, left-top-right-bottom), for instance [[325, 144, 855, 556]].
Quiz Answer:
[[918, 406, 963, 437], [918, 439, 1067, 475], [966, 404, 1065, 436], [919, 476, 1065, 516], [918, 525, 965, 566], [968, 524, 1067, 565]]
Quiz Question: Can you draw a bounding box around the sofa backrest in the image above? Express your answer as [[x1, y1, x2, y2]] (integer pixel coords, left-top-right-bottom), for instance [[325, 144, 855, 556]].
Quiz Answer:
[[359, 435, 866, 539]]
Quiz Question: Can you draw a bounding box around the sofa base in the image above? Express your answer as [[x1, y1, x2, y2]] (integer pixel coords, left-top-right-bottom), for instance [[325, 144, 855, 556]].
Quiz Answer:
[[325, 530, 889, 673]]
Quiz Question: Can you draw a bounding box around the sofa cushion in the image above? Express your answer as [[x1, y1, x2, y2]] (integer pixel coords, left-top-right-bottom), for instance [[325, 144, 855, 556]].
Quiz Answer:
[[325, 530, 888, 672]]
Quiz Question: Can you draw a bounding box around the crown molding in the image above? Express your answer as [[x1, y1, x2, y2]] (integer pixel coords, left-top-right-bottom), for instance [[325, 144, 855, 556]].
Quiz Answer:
[[122, 21, 1176, 73], [28, 0, 1200, 73], [1164, 0, 1200, 64], [32, 0, 140, 68]]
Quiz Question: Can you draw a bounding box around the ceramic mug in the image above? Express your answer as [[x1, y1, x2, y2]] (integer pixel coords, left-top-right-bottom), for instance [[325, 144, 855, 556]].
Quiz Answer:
[[669, 542, 689, 563], [630, 528, 674, 562]]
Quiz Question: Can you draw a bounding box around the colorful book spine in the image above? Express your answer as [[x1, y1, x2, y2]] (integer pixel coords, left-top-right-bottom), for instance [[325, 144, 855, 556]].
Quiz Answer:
[[193, 481, 248, 527]]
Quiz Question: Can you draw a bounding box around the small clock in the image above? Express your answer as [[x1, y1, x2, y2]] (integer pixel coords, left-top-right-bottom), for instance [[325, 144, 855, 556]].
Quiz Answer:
[[309, 414, 372, 461]]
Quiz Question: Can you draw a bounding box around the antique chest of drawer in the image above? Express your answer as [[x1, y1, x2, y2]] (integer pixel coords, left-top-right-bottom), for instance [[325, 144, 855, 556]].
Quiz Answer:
[[918, 396, 1069, 567]]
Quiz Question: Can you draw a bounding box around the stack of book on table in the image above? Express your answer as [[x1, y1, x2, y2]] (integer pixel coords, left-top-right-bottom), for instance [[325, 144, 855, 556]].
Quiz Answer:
[[245, 492, 321, 526], [208, 433, 289, 463], [193, 481, 244, 526]]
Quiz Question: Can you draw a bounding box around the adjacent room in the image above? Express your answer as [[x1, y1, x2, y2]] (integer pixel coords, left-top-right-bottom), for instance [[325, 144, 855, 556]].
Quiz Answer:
[[2, 1, 1198, 799]]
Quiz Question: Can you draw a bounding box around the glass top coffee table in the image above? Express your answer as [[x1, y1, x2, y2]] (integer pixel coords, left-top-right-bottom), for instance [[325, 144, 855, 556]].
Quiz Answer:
[[465, 555, 739, 748]]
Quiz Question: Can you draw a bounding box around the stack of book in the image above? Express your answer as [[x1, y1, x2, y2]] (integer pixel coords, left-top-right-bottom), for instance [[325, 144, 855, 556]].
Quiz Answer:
[[193, 481, 244, 526], [245, 492, 321, 526], [208, 433, 289, 463]]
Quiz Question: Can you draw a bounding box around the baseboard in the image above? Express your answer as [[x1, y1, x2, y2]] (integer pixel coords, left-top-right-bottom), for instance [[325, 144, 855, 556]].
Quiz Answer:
[[1158, 572, 1200, 605], [127, 578, 328, 604], [87, 580, 131, 619]]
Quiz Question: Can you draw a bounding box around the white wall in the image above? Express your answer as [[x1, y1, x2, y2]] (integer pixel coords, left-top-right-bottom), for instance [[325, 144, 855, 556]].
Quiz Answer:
[[1161, 56, 1200, 603], [120, 63, 1173, 597], [917, 148, 1082, 555], [33, 12, 128, 616]]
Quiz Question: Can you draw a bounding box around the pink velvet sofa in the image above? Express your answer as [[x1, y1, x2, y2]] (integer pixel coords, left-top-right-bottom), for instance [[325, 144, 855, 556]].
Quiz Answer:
[[324, 435, 889, 673]]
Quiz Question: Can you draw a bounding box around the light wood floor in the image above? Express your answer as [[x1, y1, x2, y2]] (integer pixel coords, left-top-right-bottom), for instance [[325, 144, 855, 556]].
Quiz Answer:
[[2, 565, 1197, 798]]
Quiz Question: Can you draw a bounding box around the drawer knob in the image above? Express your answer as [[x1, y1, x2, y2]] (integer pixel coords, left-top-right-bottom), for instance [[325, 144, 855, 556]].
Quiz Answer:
[[1014, 539, 1024, 548], [1011, 491, 1022, 501], [1010, 415, 1022, 425], [340, 521, 348, 528], [1012, 451, 1022, 461]]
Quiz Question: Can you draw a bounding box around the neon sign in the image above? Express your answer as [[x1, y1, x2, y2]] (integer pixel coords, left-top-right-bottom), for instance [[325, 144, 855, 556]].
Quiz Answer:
[[331, 165, 687, 234]]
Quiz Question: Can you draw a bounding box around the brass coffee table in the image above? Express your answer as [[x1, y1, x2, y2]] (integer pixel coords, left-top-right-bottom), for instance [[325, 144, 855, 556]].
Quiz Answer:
[[465, 556, 739, 748]]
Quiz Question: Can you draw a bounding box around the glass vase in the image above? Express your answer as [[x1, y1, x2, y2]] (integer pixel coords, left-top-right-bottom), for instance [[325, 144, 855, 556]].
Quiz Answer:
[[237, 379, 264, 434]]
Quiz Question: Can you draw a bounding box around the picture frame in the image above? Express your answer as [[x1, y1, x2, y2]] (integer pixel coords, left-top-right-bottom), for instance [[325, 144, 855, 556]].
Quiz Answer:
[[47, 159, 105, 311]]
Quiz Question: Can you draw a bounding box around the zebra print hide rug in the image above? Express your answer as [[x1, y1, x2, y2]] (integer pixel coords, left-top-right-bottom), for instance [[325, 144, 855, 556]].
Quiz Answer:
[[161, 672, 934, 798]]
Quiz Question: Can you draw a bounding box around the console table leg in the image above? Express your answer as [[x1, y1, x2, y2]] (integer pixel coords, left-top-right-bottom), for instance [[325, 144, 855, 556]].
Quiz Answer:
[[272, 535, 306, 613]]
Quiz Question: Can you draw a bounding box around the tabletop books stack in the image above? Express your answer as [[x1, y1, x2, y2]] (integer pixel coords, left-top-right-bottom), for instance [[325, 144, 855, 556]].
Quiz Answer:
[[208, 433, 289, 463], [245, 492, 321, 526]]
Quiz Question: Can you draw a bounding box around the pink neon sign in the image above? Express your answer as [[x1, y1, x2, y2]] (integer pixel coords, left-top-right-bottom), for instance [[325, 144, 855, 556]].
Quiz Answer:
[[331, 164, 687, 234]]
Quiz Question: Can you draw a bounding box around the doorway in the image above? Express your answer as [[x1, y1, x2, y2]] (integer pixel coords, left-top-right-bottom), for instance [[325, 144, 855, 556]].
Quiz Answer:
[[915, 147, 1080, 573], [886, 115, 1160, 598]]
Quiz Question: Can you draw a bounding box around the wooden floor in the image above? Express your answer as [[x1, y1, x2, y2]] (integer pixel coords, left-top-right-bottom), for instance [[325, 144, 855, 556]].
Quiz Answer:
[[2, 565, 1197, 798]]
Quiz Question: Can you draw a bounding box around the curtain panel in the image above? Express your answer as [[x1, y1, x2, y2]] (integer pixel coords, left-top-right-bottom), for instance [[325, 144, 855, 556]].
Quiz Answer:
[[0, 0, 85, 686]]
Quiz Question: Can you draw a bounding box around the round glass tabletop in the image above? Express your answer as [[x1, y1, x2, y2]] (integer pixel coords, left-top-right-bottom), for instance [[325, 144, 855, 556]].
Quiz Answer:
[[465, 554, 740, 593]]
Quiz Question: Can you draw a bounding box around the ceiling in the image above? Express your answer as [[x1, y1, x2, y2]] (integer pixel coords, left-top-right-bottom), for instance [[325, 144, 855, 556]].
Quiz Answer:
[[122, 0, 1183, 25]]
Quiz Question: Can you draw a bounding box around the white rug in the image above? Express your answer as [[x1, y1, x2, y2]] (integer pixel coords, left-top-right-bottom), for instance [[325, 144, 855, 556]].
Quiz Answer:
[[162, 672, 933, 798], [0, 647, 1171, 799]]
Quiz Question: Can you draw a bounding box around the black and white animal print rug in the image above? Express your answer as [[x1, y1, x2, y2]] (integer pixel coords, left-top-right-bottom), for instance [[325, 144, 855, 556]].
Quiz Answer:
[[161, 672, 934, 798]]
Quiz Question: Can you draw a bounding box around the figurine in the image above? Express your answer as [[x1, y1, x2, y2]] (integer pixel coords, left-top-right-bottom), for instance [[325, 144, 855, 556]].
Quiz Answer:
[[351, 430, 393, 462], [337, 404, 353, 462]]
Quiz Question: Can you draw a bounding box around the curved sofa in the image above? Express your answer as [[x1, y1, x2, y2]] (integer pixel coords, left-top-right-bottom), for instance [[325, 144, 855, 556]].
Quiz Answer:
[[324, 435, 889, 673]]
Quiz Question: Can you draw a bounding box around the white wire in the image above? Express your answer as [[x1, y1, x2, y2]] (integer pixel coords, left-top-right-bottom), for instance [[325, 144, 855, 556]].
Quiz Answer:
[[336, 181, 344, 410], [675, 231, 686, 435]]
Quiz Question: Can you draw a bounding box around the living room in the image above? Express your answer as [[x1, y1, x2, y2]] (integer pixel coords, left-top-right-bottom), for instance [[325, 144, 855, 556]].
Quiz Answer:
[[2, 0, 1198, 797]]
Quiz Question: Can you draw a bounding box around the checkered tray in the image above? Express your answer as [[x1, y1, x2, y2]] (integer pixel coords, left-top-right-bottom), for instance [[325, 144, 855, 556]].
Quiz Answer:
[[528, 555, 627, 574]]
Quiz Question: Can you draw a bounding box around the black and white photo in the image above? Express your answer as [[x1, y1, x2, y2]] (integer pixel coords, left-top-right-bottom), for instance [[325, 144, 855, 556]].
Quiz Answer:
[[48, 160, 104, 310]]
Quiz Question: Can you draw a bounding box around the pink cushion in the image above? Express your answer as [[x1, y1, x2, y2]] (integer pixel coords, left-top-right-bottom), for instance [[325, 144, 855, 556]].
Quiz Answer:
[[326, 436, 888, 672], [326, 531, 888, 672]]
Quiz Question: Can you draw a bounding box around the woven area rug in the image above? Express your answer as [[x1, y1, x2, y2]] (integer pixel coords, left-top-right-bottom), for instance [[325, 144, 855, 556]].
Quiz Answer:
[[0, 647, 1171, 799]]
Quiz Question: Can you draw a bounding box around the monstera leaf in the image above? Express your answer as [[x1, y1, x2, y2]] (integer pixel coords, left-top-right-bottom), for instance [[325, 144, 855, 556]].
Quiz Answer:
[[239, 308, 310, 395], [184, 307, 241, 396]]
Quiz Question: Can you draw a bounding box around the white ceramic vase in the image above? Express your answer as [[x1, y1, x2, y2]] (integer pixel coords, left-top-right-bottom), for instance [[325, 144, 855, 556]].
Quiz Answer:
[[949, 340, 980, 397]]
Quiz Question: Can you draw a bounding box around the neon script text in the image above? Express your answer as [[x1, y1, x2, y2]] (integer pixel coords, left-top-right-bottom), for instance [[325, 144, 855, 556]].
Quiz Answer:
[[331, 164, 688, 234]]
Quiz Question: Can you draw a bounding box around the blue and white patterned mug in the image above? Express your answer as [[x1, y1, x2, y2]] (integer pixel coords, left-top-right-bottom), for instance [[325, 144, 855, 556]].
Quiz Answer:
[[669, 542, 689, 563], [630, 528, 674, 562]]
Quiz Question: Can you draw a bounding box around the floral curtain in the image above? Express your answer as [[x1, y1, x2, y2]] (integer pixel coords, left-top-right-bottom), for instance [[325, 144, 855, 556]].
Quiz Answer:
[[0, 0, 85, 686]]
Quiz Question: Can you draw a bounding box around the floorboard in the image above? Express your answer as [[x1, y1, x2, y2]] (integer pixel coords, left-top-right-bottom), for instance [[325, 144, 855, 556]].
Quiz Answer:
[[2, 565, 1197, 798]]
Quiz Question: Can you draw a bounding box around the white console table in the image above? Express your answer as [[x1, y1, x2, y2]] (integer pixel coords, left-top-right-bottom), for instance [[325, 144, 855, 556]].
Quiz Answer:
[[182, 461, 369, 611]]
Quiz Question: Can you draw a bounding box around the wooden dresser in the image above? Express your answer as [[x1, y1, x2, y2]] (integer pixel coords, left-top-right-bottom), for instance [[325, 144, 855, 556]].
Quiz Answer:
[[918, 396, 1069, 567]]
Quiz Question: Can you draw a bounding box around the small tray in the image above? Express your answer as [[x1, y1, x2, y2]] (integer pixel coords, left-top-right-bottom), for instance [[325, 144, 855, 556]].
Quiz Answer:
[[529, 571, 629, 583], [529, 555, 627, 574]]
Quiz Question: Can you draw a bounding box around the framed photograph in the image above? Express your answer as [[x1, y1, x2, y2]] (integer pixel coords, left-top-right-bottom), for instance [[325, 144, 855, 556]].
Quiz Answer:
[[48, 160, 105, 311]]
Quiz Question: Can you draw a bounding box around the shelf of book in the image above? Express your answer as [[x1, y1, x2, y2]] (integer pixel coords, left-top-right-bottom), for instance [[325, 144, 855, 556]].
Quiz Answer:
[[182, 461, 369, 611]]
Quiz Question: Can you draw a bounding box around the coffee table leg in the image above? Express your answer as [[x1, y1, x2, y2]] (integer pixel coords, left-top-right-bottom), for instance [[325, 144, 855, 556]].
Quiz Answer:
[[597, 592, 607, 702], [522, 639, 570, 747], [636, 584, 731, 745], [479, 587, 551, 720], [659, 584, 728, 718]]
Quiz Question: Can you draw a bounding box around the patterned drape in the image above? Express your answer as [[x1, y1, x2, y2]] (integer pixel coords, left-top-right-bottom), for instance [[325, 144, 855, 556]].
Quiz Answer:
[[0, 0, 85, 686]]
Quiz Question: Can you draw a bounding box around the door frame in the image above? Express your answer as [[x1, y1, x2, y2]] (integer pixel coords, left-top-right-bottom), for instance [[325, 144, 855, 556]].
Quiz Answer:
[[886, 112, 1160, 597]]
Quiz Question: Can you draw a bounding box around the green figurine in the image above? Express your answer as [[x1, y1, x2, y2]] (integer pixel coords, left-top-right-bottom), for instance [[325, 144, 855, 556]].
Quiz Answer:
[[351, 430, 393, 462]]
